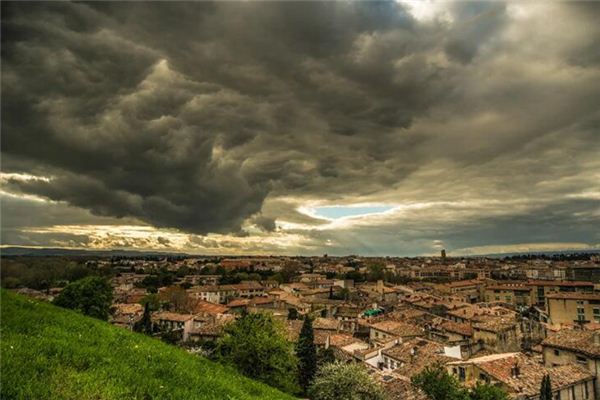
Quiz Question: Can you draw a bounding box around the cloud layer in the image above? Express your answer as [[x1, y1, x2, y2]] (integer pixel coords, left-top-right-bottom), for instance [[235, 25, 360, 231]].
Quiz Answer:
[[1, 1, 599, 255]]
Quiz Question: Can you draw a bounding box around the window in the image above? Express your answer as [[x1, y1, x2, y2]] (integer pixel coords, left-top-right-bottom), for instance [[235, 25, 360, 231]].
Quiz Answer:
[[554, 349, 560, 356], [594, 308, 600, 315], [584, 381, 589, 399], [577, 356, 587, 365], [458, 367, 466, 382], [554, 391, 561, 400]]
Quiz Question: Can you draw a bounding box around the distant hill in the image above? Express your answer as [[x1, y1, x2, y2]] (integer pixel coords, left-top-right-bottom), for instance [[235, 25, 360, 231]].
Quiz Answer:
[[0, 246, 189, 257], [0, 290, 295, 400]]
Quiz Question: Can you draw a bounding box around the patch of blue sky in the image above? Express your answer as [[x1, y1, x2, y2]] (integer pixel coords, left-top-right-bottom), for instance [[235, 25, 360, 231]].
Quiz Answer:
[[313, 205, 394, 220]]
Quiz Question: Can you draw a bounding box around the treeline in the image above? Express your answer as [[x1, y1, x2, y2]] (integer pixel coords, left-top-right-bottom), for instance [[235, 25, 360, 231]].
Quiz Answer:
[[0, 257, 109, 290], [504, 252, 598, 261]]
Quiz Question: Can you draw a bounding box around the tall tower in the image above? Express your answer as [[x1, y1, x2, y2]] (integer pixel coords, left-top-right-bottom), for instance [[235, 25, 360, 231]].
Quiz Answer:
[[441, 249, 447, 259]]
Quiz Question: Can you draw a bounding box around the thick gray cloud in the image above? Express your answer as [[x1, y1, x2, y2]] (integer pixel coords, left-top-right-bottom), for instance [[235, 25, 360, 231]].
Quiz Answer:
[[1, 1, 599, 254]]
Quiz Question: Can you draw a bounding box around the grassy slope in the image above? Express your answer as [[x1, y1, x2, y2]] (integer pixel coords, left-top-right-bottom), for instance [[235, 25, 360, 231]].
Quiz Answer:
[[0, 290, 296, 400]]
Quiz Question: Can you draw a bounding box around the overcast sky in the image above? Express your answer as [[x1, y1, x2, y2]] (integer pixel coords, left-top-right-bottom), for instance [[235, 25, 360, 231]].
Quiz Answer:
[[1, 1, 599, 256]]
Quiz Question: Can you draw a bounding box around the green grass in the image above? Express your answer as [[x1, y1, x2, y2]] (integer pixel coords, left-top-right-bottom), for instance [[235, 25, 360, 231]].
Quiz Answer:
[[0, 290, 296, 400]]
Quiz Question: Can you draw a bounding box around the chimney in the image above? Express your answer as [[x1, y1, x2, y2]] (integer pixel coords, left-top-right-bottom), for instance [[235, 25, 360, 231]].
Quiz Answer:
[[511, 362, 520, 378]]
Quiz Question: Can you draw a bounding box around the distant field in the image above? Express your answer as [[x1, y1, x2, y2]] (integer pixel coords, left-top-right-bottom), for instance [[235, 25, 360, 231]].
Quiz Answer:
[[0, 290, 296, 400]]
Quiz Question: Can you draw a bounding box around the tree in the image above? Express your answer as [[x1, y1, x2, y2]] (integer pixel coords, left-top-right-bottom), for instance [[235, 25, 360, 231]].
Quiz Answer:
[[470, 383, 509, 400], [159, 286, 192, 313], [309, 361, 385, 400], [540, 374, 552, 400], [140, 293, 161, 311], [366, 263, 385, 282], [297, 316, 317, 393], [53, 276, 113, 320], [413, 364, 508, 400], [134, 302, 153, 335], [216, 313, 299, 394], [412, 363, 468, 400], [316, 346, 336, 367]]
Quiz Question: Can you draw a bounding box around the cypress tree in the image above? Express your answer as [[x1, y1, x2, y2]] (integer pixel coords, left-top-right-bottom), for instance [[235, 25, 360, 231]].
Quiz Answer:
[[540, 374, 553, 400], [134, 302, 153, 335], [296, 316, 317, 393]]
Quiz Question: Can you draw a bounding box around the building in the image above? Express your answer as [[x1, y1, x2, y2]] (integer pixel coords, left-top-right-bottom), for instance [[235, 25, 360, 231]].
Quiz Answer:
[[546, 293, 600, 326], [484, 284, 533, 307], [527, 281, 595, 307], [542, 329, 600, 395], [151, 312, 195, 341], [369, 320, 423, 344], [447, 352, 594, 400]]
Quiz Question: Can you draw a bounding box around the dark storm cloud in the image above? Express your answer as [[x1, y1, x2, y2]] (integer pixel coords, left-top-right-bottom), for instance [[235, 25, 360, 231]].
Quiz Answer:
[[1, 0, 443, 234], [1, 1, 599, 253]]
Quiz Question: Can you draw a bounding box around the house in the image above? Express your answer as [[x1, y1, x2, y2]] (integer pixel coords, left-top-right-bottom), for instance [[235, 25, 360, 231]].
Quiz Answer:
[[542, 329, 600, 395], [151, 312, 195, 341], [484, 284, 533, 307], [369, 320, 423, 344], [527, 281, 595, 307], [189, 315, 235, 342], [546, 293, 600, 326], [472, 315, 521, 353], [381, 338, 457, 376], [187, 282, 265, 305], [447, 352, 594, 400], [111, 303, 143, 330]]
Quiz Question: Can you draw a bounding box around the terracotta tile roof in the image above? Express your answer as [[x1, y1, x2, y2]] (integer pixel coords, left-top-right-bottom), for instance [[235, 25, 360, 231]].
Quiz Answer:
[[473, 315, 517, 333], [382, 338, 454, 378], [191, 299, 229, 315], [152, 312, 194, 322], [371, 320, 423, 337], [190, 316, 235, 337], [542, 330, 600, 358], [440, 320, 474, 337], [313, 317, 340, 331], [444, 280, 484, 288], [382, 378, 428, 400], [113, 303, 143, 315], [450, 353, 593, 397]]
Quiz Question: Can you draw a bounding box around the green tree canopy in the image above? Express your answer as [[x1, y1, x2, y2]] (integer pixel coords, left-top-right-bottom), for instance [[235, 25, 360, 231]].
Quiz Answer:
[[470, 383, 509, 400], [412, 363, 468, 400], [412, 364, 509, 400], [216, 313, 299, 394], [133, 302, 153, 335], [296, 316, 317, 393], [308, 361, 385, 400], [53, 276, 113, 320]]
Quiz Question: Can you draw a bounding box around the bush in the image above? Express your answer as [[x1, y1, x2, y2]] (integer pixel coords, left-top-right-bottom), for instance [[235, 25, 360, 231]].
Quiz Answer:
[[53, 276, 113, 320], [309, 361, 385, 400], [216, 313, 299, 394]]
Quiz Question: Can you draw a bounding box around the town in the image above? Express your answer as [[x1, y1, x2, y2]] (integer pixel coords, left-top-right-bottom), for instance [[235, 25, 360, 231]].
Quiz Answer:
[[6, 251, 600, 399]]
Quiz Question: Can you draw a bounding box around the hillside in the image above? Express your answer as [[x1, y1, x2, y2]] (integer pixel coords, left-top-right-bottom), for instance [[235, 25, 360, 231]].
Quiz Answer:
[[0, 290, 296, 400]]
